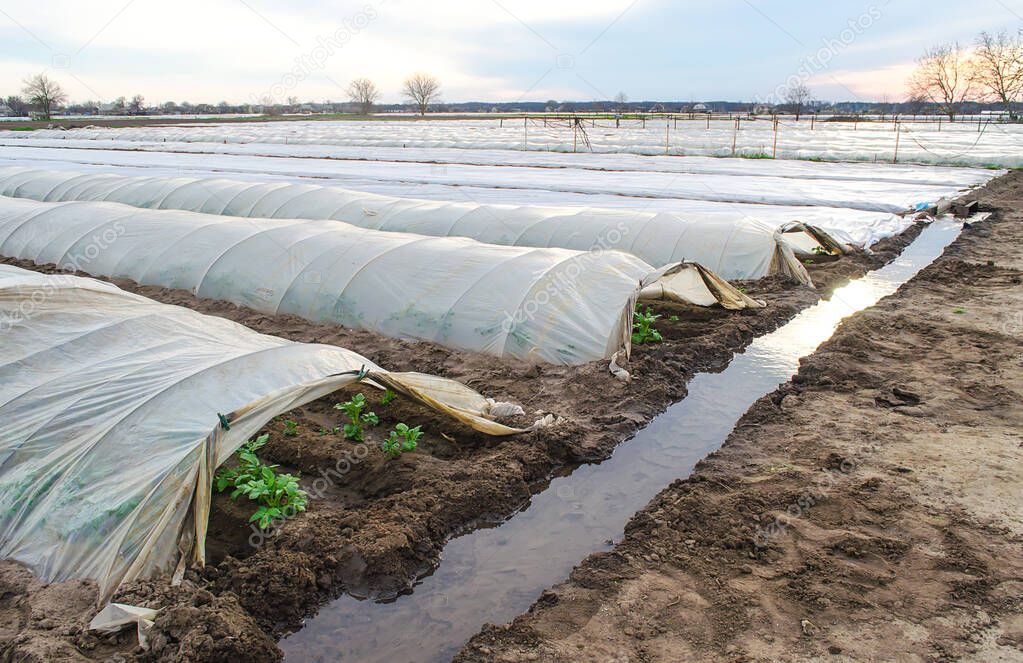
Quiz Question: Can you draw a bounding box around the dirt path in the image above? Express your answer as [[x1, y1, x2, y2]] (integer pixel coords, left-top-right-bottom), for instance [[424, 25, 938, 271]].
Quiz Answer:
[[455, 173, 1023, 662]]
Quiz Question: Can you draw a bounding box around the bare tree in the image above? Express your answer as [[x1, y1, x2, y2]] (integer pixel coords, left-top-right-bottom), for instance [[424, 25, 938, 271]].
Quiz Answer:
[[614, 91, 628, 111], [784, 82, 811, 120], [347, 78, 380, 115], [905, 93, 927, 116], [259, 95, 282, 116], [909, 42, 976, 121], [21, 74, 67, 120], [402, 73, 440, 115], [4, 95, 29, 116], [878, 93, 892, 120], [974, 30, 1023, 120], [128, 94, 145, 115]]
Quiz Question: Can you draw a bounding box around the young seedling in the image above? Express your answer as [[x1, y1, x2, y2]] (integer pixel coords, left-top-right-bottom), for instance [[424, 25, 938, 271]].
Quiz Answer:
[[214, 434, 309, 530], [235, 467, 308, 530], [381, 436, 401, 459], [381, 389, 397, 406], [632, 305, 663, 345], [953, 307, 966, 314], [668, 315, 680, 323], [812, 245, 830, 256], [382, 423, 424, 459], [215, 434, 270, 492], [283, 419, 299, 437], [334, 393, 380, 441]]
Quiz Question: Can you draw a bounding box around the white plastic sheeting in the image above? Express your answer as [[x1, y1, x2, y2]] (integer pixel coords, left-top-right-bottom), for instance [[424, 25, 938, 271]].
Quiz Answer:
[[0, 141, 967, 212], [4, 118, 1018, 167], [0, 167, 837, 281], [0, 156, 919, 250], [0, 264, 528, 602], [0, 197, 761, 364], [0, 136, 1000, 187]]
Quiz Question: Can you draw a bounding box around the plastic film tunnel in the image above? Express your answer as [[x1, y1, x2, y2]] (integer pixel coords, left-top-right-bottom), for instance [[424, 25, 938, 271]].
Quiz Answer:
[[0, 265, 540, 607], [0, 167, 845, 285], [0, 197, 763, 365]]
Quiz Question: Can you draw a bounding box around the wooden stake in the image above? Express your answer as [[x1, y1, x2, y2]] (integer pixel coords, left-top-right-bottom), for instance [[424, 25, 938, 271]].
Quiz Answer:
[[893, 121, 900, 163], [731, 118, 738, 156], [773, 118, 778, 158]]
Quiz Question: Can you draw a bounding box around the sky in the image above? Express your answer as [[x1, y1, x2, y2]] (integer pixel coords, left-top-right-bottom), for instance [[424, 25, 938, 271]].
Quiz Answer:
[[0, 0, 1020, 106]]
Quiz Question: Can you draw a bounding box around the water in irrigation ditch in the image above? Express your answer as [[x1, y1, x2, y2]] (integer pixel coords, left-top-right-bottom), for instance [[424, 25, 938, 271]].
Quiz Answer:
[[280, 218, 963, 662]]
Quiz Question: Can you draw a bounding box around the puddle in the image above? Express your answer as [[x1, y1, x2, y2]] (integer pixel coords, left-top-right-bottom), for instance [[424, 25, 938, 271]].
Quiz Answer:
[[281, 218, 963, 662]]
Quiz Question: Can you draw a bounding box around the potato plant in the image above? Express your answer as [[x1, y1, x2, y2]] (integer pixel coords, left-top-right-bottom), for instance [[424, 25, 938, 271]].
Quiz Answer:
[[632, 305, 663, 344], [334, 393, 380, 441], [215, 434, 309, 530], [382, 423, 424, 459]]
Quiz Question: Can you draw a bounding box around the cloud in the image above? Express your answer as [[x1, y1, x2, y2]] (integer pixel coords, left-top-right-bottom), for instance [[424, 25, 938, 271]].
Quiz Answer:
[[807, 61, 917, 100], [0, 0, 1014, 104]]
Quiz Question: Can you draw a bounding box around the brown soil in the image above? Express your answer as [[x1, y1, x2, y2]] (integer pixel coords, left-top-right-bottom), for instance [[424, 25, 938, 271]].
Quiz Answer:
[[0, 222, 923, 663], [455, 172, 1023, 662]]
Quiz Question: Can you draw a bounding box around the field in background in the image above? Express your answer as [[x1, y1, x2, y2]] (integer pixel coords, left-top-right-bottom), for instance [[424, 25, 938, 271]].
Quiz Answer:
[[3, 115, 1020, 167]]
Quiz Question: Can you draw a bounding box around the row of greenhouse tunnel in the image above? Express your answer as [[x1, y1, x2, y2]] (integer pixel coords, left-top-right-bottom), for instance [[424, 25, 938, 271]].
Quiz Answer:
[[0, 149, 1001, 633]]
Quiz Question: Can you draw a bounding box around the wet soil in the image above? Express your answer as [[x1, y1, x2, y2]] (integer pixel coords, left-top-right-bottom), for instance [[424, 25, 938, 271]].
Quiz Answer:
[[455, 172, 1023, 662], [0, 224, 923, 663]]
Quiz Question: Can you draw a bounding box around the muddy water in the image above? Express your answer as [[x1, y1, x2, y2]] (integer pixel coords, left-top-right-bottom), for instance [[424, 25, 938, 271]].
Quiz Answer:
[[281, 219, 963, 663]]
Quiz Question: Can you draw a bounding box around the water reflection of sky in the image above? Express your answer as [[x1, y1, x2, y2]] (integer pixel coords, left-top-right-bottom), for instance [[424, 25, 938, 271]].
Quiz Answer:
[[282, 219, 962, 663]]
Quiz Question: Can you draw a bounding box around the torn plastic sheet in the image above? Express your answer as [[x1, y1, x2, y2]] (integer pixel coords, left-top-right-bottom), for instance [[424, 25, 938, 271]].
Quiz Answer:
[[88, 603, 158, 648]]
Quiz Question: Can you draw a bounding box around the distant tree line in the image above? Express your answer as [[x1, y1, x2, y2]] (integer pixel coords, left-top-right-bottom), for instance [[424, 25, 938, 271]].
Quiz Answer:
[[0, 72, 445, 119], [4, 34, 1021, 123]]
